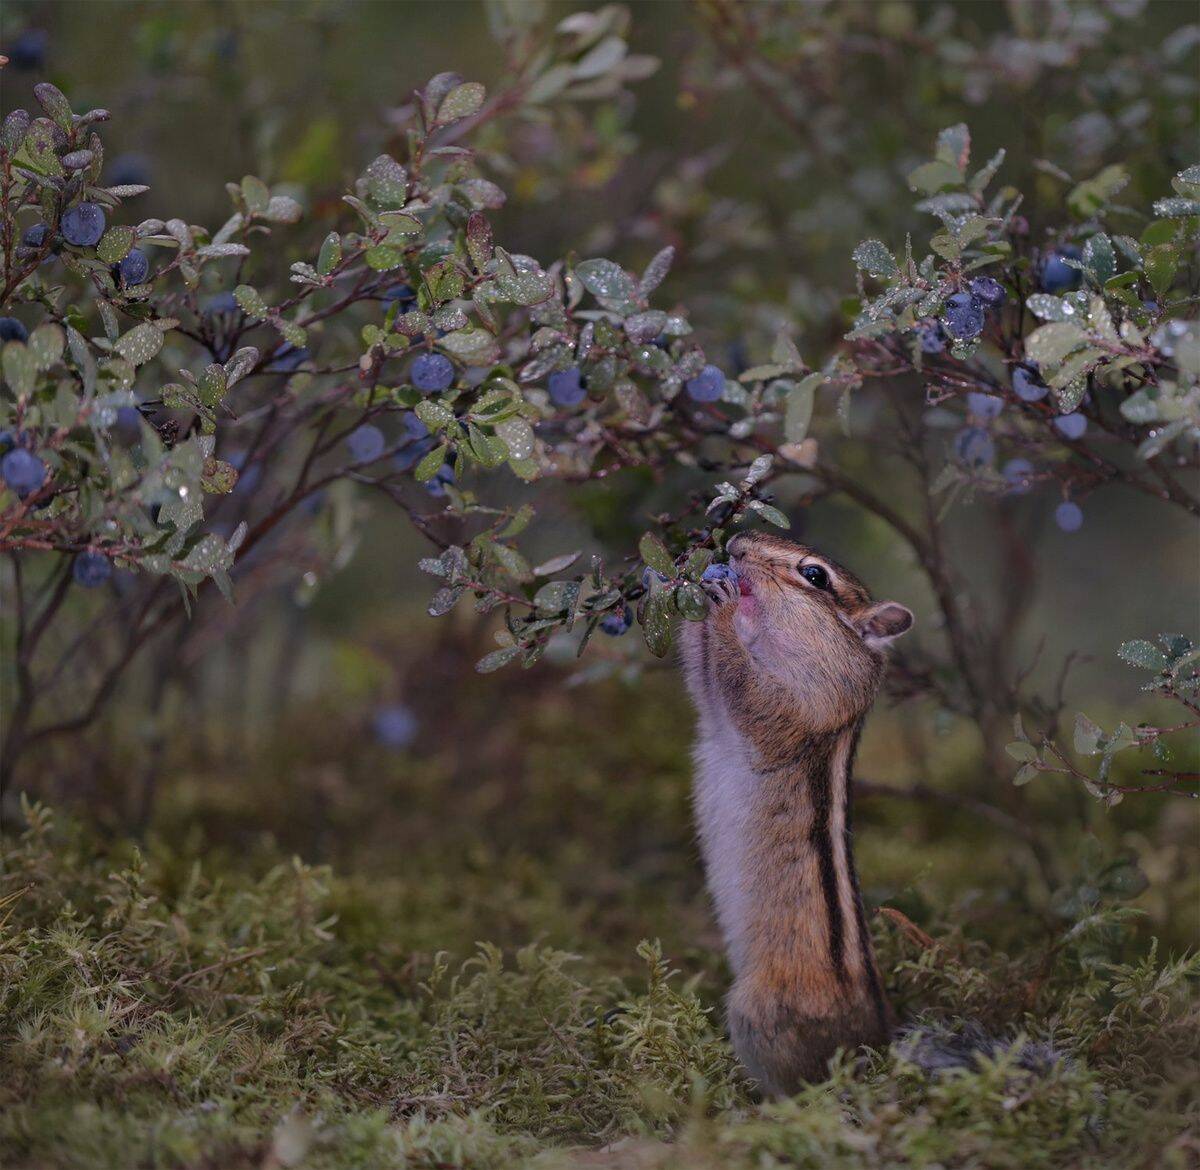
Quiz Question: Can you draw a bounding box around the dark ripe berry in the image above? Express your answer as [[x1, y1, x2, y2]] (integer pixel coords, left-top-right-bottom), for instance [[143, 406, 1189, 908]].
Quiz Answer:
[[1002, 457, 1035, 494], [968, 276, 1005, 306], [394, 435, 434, 472], [402, 411, 429, 441], [1012, 364, 1049, 402], [708, 499, 735, 526], [953, 426, 995, 467], [1055, 501, 1084, 532], [383, 282, 416, 307], [701, 562, 738, 584], [942, 292, 985, 341], [60, 203, 107, 247], [115, 248, 150, 287], [113, 406, 143, 445], [686, 364, 725, 402], [269, 343, 309, 372], [967, 392, 1003, 420], [108, 153, 152, 188], [1040, 246, 1082, 294], [650, 333, 670, 351], [21, 223, 48, 248], [9, 29, 48, 70], [346, 424, 385, 463], [2, 448, 47, 497], [411, 352, 454, 393], [0, 317, 29, 343], [372, 704, 418, 750], [204, 291, 240, 316], [425, 463, 456, 497], [548, 366, 586, 407], [915, 319, 945, 354], [1053, 412, 1087, 440], [600, 604, 633, 636], [72, 552, 112, 588]]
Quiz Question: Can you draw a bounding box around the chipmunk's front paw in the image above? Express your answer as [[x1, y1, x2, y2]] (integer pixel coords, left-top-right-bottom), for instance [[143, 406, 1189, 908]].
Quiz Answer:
[[700, 562, 740, 606]]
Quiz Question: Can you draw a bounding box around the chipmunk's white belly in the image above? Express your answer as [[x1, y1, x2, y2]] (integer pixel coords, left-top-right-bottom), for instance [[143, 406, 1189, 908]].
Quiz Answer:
[[692, 723, 760, 976]]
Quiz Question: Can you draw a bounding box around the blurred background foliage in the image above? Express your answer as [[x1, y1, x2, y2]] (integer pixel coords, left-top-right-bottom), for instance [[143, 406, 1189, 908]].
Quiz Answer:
[[0, 1, 1198, 1164]]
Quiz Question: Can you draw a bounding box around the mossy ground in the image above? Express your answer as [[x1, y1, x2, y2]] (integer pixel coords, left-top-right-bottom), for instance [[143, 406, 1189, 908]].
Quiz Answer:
[[2, 671, 1197, 1169]]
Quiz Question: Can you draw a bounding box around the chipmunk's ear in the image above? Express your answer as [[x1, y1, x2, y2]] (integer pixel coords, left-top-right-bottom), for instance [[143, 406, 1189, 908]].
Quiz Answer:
[[855, 601, 913, 648]]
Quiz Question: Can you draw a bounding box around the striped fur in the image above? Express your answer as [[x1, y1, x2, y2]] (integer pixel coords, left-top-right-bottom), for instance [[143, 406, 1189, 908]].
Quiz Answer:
[[681, 532, 911, 1094]]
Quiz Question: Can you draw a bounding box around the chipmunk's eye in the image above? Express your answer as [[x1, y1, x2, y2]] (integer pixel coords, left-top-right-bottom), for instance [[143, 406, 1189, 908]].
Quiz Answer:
[[799, 563, 831, 591]]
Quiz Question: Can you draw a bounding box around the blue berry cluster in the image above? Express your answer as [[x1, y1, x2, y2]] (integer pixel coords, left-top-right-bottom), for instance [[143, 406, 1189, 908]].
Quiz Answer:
[[941, 275, 1005, 344]]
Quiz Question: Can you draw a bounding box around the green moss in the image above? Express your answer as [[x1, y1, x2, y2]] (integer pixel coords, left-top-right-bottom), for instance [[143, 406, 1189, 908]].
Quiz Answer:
[[1, 798, 1195, 1170]]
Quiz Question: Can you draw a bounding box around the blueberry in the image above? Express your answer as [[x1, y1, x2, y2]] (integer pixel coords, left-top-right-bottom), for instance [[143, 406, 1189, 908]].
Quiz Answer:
[[72, 552, 112, 588], [942, 292, 985, 341], [8, 29, 48, 70], [60, 203, 107, 248], [1055, 501, 1083, 532], [394, 435, 435, 472], [107, 153, 152, 188], [21, 223, 48, 249], [269, 344, 309, 372], [915, 320, 945, 354], [685, 364, 725, 403], [0, 317, 28, 343], [425, 463, 456, 497], [383, 282, 416, 307], [651, 333, 670, 351], [204, 291, 240, 316], [966, 392, 1003, 420], [346, 424, 385, 463], [600, 605, 633, 636], [2, 448, 47, 497], [372, 704, 418, 750], [968, 277, 1005, 306], [701, 562, 738, 584], [115, 248, 150, 287], [113, 406, 143, 445], [1040, 246, 1082, 294], [411, 352, 454, 393], [1053, 412, 1087, 440], [1012, 364, 1049, 402], [402, 411, 429, 441], [1002, 458, 1035, 495], [953, 426, 995, 467], [548, 367, 586, 407]]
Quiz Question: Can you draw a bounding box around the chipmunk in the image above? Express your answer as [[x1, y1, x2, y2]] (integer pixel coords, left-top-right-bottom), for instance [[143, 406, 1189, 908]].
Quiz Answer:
[[681, 530, 914, 1095]]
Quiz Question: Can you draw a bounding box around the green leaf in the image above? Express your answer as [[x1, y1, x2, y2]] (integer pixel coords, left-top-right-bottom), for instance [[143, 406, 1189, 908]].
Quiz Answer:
[[575, 258, 636, 304], [1144, 245, 1178, 297], [113, 323, 164, 366], [641, 588, 673, 658], [639, 532, 675, 578], [784, 373, 821, 442], [234, 285, 269, 320], [852, 239, 899, 279], [362, 155, 408, 207], [1073, 713, 1103, 756], [241, 175, 270, 215], [1025, 322, 1087, 369], [1005, 741, 1039, 763], [476, 645, 521, 673], [907, 160, 962, 195], [414, 443, 449, 482], [96, 226, 135, 265], [1013, 763, 1040, 787], [1082, 233, 1116, 284], [1117, 639, 1168, 671], [436, 81, 486, 125], [33, 82, 73, 132], [317, 232, 342, 276]]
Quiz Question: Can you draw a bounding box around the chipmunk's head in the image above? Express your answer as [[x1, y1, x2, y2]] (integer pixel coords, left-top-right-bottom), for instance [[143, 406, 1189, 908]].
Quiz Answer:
[[724, 530, 913, 728]]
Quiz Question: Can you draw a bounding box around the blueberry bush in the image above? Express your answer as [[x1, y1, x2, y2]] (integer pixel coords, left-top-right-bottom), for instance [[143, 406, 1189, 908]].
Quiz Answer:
[[0, 1, 1197, 1165]]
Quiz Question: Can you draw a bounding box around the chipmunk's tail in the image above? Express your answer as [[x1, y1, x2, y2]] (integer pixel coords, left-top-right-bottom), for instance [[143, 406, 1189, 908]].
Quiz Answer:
[[894, 1019, 1070, 1076]]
